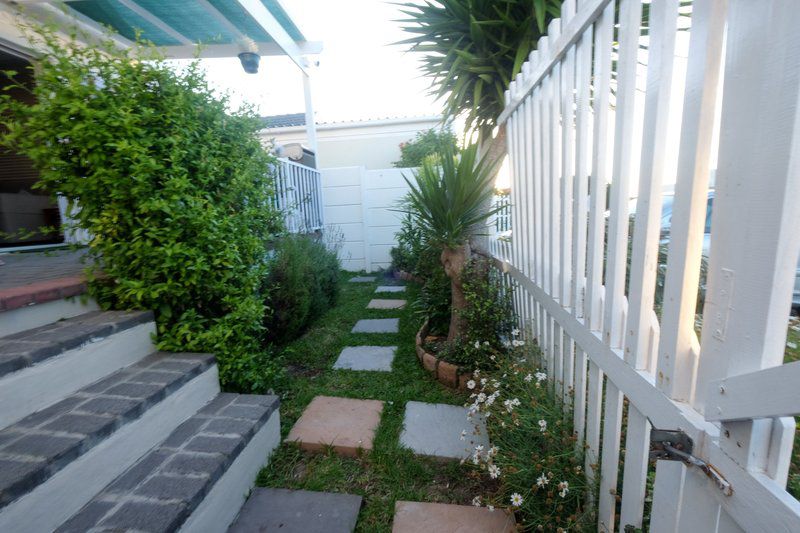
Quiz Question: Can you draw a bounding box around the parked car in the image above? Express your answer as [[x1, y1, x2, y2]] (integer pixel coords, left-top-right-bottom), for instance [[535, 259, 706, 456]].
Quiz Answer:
[[657, 191, 800, 311]]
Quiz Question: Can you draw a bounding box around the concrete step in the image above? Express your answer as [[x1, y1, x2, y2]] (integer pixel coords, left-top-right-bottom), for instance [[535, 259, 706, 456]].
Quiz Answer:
[[0, 310, 156, 428], [0, 352, 219, 532], [56, 393, 281, 533], [0, 276, 96, 338]]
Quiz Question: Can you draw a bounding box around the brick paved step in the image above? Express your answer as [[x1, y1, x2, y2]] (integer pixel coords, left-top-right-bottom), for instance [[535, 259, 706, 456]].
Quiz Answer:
[[56, 393, 281, 533], [0, 353, 219, 532], [0, 311, 156, 428]]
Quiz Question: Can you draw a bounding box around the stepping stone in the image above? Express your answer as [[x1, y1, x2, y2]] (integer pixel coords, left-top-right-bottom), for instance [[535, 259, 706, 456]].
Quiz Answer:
[[286, 396, 383, 457], [349, 276, 376, 283], [399, 401, 488, 460], [375, 285, 405, 293], [392, 501, 515, 533], [351, 318, 399, 333], [367, 299, 406, 310], [333, 346, 396, 371], [229, 488, 362, 533]]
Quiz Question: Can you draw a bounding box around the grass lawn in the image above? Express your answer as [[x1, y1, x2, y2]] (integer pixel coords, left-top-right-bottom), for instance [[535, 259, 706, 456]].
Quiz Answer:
[[256, 271, 485, 532], [785, 316, 800, 498]]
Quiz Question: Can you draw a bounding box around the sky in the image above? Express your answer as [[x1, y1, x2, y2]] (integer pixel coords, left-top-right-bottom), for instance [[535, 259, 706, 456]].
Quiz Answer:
[[183, 0, 442, 123]]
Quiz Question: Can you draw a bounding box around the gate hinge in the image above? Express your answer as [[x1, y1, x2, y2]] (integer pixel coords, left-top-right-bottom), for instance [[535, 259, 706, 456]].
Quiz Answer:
[[650, 428, 733, 496]]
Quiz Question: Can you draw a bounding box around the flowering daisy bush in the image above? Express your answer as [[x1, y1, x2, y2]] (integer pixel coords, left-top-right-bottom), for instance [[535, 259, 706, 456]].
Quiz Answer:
[[463, 339, 594, 531]]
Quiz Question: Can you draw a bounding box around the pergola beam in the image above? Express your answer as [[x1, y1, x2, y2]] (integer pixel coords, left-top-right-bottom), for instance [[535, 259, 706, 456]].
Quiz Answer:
[[161, 40, 322, 60]]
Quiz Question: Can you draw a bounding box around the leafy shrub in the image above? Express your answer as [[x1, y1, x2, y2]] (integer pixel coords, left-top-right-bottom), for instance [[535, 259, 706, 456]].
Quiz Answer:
[[392, 126, 459, 168], [263, 234, 340, 345], [428, 258, 513, 370], [0, 24, 283, 392], [465, 342, 594, 530], [390, 213, 424, 274]]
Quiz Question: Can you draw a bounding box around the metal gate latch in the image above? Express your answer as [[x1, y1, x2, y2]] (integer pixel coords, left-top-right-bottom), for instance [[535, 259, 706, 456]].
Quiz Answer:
[[650, 428, 733, 496]]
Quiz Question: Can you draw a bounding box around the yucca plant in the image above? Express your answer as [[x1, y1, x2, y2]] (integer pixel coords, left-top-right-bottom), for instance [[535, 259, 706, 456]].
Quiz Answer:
[[397, 0, 560, 156], [403, 143, 501, 340]]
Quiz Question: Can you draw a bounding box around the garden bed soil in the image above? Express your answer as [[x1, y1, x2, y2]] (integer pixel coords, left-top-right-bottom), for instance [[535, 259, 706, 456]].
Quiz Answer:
[[415, 320, 471, 390]]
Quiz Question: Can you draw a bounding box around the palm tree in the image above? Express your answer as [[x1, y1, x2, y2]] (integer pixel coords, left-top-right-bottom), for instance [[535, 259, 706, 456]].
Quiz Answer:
[[397, 0, 560, 159], [402, 144, 501, 341]]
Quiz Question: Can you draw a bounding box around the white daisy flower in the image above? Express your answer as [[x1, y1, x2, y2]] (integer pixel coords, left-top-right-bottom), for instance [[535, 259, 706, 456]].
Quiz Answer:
[[472, 495, 482, 507], [474, 341, 481, 349], [467, 379, 476, 390], [535, 371, 547, 382], [510, 493, 524, 507], [536, 473, 549, 487], [487, 504, 495, 512], [488, 464, 501, 479], [460, 429, 467, 441], [474, 445, 485, 454], [476, 393, 487, 403], [538, 419, 547, 432], [512, 328, 520, 336], [524, 373, 533, 382], [488, 446, 499, 457], [558, 481, 569, 498]]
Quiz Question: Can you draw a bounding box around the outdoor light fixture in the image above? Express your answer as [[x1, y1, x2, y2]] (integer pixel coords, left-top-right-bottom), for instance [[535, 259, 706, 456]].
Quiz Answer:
[[238, 52, 260, 74]]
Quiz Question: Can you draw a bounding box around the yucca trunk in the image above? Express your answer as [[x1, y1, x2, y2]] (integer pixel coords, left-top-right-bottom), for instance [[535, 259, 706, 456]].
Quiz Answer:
[[441, 242, 470, 341]]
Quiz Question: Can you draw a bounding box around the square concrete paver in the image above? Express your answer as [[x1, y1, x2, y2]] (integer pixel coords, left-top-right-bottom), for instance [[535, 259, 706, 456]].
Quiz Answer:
[[229, 488, 362, 533], [333, 346, 396, 371], [286, 396, 384, 457], [392, 501, 515, 533], [367, 299, 407, 310], [349, 276, 376, 283], [351, 318, 399, 333], [399, 401, 488, 460], [375, 286, 406, 293]]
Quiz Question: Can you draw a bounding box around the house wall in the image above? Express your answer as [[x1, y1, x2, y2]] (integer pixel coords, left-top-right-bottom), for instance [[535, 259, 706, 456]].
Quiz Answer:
[[322, 166, 412, 272], [261, 116, 441, 170]]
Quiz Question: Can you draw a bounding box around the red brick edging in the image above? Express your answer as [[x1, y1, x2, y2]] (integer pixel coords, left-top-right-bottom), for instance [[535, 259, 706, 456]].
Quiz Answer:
[[415, 320, 471, 390], [0, 276, 88, 312]]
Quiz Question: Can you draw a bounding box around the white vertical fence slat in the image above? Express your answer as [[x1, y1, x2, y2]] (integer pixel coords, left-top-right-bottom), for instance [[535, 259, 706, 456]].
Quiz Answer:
[[584, 2, 614, 331], [485, 0, 800, 530], [655, 0, 726, 402], [274, 159, 323, 233]]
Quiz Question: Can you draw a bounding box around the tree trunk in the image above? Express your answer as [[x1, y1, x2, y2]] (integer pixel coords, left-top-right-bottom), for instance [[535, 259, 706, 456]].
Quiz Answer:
[[441, 242, 471, 342]]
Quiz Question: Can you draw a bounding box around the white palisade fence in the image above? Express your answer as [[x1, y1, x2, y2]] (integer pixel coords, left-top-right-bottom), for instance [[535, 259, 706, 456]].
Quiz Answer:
[[486, 0, 800, 531], [274, 158, 324, 233]]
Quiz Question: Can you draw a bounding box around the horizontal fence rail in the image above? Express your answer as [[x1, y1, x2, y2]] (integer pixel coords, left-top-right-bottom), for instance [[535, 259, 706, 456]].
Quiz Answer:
[[274, 158, 324, 234], [485, 0, 800, 531]]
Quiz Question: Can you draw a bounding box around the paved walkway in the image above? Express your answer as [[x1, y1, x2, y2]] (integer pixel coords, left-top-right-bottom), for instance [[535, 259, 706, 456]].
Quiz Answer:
[[0, 249, 88, 289], [248, 275, 508, 532]]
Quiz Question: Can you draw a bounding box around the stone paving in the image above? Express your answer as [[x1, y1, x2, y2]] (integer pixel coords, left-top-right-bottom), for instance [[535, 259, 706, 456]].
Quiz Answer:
[[367, 299, 406, 309], [285, 396, 383, 457], [375, 285, 406, 293], [276, 278, 506, 531], [229, 488, 362, 533], [348, 276, 376, 283], [392, 501, 515, 532], [351, 318, 399, 334], [333, 346, 396, 372], [399, 401, 489, 460]]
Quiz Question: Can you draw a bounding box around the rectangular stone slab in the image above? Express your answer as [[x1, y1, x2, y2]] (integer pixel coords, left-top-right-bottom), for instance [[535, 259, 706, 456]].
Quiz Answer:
[[399, 401, 489, 460], [351, 319, 399, 334], [366, 299, 407, 310], [333, 346, 396, 371], [349, 276, 376, 283], [375, 286, 406, 293], [229, 488, 362, 533], [392, 501, 515, 532], [286, 396, 383, 457]]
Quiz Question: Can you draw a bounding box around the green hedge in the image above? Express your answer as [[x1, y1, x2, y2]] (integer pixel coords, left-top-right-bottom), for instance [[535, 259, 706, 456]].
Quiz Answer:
[[263, 235, 341, 345], [0, 24, 283, 392]]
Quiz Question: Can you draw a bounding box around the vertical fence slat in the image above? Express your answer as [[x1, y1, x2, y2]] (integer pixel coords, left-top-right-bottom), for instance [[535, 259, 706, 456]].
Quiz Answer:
[[602, 0, 643, 350], [598, 380, 624, 532], [619, 405, 651, 529], [548, 19, 562, 303], [625, 0, 680, 369], [584, 361, 603, 482], [584, 2, 614, 331], [656, 0, 727, 402]]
